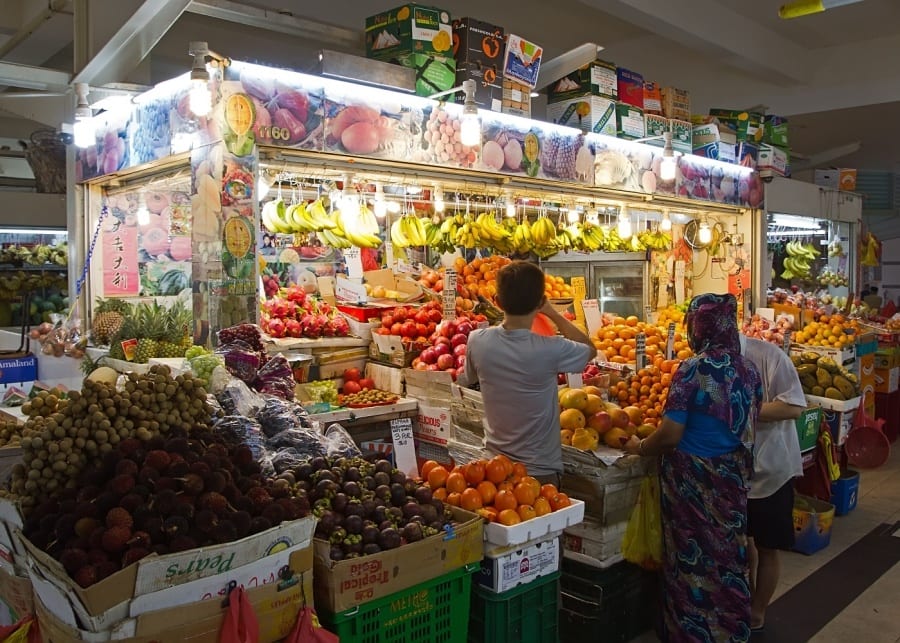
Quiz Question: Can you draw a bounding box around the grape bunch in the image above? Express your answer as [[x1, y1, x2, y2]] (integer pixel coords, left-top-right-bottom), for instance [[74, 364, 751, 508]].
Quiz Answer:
[[218, 324, 265, 352], [422, 108, 477, 167], [189, 354, 225, 387], [130, 99, 172, 166], [185, 345, 209, 361]]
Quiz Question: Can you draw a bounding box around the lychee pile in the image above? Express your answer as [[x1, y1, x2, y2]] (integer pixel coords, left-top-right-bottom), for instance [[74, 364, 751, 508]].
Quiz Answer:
[[22, 426, 311, 588], [3, 365, 212, 511]]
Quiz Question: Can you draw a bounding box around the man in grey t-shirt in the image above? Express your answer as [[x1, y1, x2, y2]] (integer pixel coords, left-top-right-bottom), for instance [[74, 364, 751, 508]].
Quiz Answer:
[[458, 261, 595, 479]]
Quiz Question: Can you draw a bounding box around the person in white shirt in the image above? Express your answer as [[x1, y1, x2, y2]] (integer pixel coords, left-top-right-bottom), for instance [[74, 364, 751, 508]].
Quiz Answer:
[[741, 336, 806, 633]]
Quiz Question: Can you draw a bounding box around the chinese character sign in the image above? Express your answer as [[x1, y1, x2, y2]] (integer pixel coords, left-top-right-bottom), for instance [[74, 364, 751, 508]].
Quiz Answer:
[[102, 222, 139, 296]]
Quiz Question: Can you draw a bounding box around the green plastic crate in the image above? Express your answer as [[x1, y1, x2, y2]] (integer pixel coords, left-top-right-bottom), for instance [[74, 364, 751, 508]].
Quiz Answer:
[[469, 571, 560, 643], [322, 563, 479, 643]]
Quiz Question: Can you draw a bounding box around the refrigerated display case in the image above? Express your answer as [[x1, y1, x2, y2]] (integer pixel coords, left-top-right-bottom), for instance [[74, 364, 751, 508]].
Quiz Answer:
[[0, 227, 68, 328], [540, 252, 647, 317]]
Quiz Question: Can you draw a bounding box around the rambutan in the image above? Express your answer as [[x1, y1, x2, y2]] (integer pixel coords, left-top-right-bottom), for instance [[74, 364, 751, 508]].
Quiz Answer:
[[275, 498, 302, 521], [153, 489, 178, 515], [74, 565, 97, 588], [122, 547, 150, 566], [138, 466, 160, 486], [144, 450, 171, 472], [181, 473, 204, 495], [198, 492, 228, 515], [116, 460, 139, 477], [211, 521, 237, 545], [87, 548, 110, 565], [249, 516, 272, 535], [109, 474, 136, 496], [246, 487, 273, 511], [128, 531, 152, 548], [167, 461, 190, 478], [154, 477, 178, 492], [118, 438, 142, 457], [164, 437, 190, 455], [60, 549, 89, 575], [173, 502, 195, 521], [261, 503, 284, 526], [53, 515, 77, 541], [195, 510, 219, 534], [76, 485, 101, 504], [105, 507, 134, 530], [119, 494, 144, 513], [94, 561, 120, 580], [189, 462, 211, 477], [206, 472, 227, 494], [101, 526, 131, 553], [233, 445, 254, 468], [95, 491, 119, 515], [163, 515, 190, 538], [231, 511, 252, 538]]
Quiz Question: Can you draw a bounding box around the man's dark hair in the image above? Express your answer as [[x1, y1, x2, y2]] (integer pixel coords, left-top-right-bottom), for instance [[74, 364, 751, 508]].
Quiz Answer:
[[496, 260, 544, 315], [871, 286, 878, 294]]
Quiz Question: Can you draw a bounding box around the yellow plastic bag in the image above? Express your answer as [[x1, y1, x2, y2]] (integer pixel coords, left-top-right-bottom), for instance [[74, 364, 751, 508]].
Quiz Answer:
[[621, 475, 663, 570]]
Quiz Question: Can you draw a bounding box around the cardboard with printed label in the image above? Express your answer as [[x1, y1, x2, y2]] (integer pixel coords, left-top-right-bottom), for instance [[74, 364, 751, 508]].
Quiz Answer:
[[475, 534, 560, 593], [503, 34, 543, 89], [616, 103, 644, 139], [616, 68, 644, 108], [313, 505, 483, 613], [874, 367, 899, 393], [414, 403, 452, 445], [502, 78, 531, 117], [546, 59, 617, 103], [660, 86, 690, 120], [452, 17, 504, 70], [366, 4, 454, 61], [708, 109, 763, 142], [692, 122, 736, 163], [759, 143, 790, 178], [669, 119, 692, 154], [644, 113, 668, 145], [763, 115, 789, 148], [546, 95, 616, 136], [815, 168, 857, 191]]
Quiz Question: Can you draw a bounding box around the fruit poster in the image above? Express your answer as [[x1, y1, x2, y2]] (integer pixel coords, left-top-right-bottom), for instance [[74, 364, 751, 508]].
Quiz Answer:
[[101, 221, 139, 296]]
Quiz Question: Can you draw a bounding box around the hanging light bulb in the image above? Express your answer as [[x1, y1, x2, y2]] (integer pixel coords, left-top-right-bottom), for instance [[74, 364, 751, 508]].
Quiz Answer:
[[433, 185, 445, 213], [505, 190, 516, 218], [137, 205, 150, 226], [660, 209, 672, 232], [566, 206, 580, 224], [373, 182, 387, 218], [257, 175, 271, 201], [72, 83, 94, 149], [459, 79, 481, 147], [698, 218, 713, 245], [188, 42, 212, 117], [617, 207, 632, 240], [387, 200, 402, 214], [659, 132, 677, 182]]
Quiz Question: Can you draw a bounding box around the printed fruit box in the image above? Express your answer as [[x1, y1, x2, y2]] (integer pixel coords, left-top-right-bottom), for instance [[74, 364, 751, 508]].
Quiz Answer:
[[804, 394, 861, 446], [483, 499, 585, 547], [313, 505, 482, 614], [791, 343, 856, 367], [476, 532, 560, 593]]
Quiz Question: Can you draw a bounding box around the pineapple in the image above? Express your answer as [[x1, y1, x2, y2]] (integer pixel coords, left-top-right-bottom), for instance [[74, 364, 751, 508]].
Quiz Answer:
[[159, 302, 192, 358], [108, 312, 138, 361], [91, 298, 131, 345], [134, 303, 166, 363]]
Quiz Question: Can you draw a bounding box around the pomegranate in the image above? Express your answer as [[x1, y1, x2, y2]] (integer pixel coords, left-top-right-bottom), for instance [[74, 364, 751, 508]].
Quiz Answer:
[[453, 344, 467, 357], [420, 348, 438, 365], [436, 354, 455, 370], [342, 381, 361, 395], [450, 333, 467, 348]]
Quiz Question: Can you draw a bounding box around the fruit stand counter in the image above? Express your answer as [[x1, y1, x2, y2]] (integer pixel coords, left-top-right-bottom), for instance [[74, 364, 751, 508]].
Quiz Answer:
[[309, 397, 418, 427]]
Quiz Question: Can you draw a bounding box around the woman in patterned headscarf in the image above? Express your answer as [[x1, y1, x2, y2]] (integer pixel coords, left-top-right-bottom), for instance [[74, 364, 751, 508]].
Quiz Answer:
[[624, 293, 762, 642]]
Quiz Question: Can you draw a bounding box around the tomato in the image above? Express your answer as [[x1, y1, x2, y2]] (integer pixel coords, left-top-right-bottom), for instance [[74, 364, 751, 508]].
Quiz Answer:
[[414, 310, 430, 325], [342, 381, 361, 395], [342, 368, 361, 382]]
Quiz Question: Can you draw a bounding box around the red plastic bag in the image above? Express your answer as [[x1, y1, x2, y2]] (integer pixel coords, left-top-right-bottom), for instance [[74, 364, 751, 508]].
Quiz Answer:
[[0, 616, 40, 643], [285, 607, 338, 643], [218, 586, 259, 643]]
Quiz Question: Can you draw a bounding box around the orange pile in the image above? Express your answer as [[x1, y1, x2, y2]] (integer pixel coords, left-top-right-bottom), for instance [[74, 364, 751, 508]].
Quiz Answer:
[[422, 456, 571, 526], [419, 256, 512, 311], [593, 316, 692, 365], [609, 361, 680, 429], [792, 314, 859, 348], [544, 274, 573, 299]]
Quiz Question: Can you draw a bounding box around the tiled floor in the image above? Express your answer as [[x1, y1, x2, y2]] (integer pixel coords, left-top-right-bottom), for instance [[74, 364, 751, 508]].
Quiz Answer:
[[630, 446, 900, 642]]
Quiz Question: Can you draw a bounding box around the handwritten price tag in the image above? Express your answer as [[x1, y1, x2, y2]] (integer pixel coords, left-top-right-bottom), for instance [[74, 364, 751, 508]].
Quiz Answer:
[[442, 268, 458, 320], [390, 418, 418, 478], [666, 322, 676, 360], [636, 332, 646, 370]]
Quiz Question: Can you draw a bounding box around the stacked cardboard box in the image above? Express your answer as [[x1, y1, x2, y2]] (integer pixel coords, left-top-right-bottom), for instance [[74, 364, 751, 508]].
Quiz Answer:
[[545, 59, 617, 135], [452, 18, 504, 110]]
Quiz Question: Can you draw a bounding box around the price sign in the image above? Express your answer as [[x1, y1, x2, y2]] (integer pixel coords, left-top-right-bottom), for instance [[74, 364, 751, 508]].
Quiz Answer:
[[666, 322, 676, 360], [571, 276, 587, 326], [635, 332, 646, 370], [783, 330, 792, 355], [335, 277, 367, 303], [442, 268, 458, 320], [344, 246, 363, 279], [390, 418, 418, 478], [385, 240, 394, 269], [644, 305, 653, 324], [581, 299, 602, 337], [674, 260, 686, 304], [566, 372, 584, 389]]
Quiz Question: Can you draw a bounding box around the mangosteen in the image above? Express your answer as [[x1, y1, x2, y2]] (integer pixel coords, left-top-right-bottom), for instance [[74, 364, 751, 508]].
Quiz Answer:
[[315, 479, 338, 498], [390, 470, 407, 486], [428, 521, 444, 533], [373, 471, 391, 487], [362, 476, 377, 491], [330, 467, 344, 481], [314, 470, 335, 484], [316, 510, 337, 537], [420, 504, 438, 524], [379, 527, 402, 550], [375, 485, 392, 502], [387, 506, 403, 522], [276, 472, 296, 485], [294, 462, 314, 481], [344, 501, 365, 518], [330, 545, 345, 561], [310, 457, 328, 472], [389, 484, 407, 507], [414, 486, 433, 505], [332, 493, 349, 514], [444, 507, 454, 521], [362, 543, 381, 556], [378, 520, 394, 531], [402, 501, 423, 520], [343, 514, 363, 535], [402, 522, 424, 543], [374, 460, 392, 475], [345, 540, 363, 555], [430, 499, 445, 516], [329, 527, 348, 545], [404, 480, 418, 495], [372, 506, 389, 524], [361, 524, 380, 545], [344, 467, 361, 483], [361, 498, 377, 518], [343, 481, 361, 499]]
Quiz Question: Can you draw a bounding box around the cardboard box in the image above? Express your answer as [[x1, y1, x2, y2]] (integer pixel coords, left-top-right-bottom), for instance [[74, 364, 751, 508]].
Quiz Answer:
[[616, 103, 644, 140], [759, 143, 790, 178], [874, 366, 899, 393], [560, 473, 642, 526], [669, 119, 692, 154], [616, 68, 644, 108], [547, 60, 617, 103], [369, 336, 420, 368], [815, 168, 857, 191], [313, 505, 483, 613], [394, 52, 456, 97], [404, 368, 454, 404], [363, 268, 423, 302], [501, 78, 531, 117], [644, 113, 668, 145], [763, 115, 789, 148], [642, 81, 662, 114], [708, 109, 763, 142], [455, 62, 502, 110], [805, 393, 861, 445], [692, 122, 736, 162], [365, 361, 404, 394], [0, 561, 32, 623], [476, 534, 560, 593], [791, 343, 856, 367], [17, 515, 315, 619], [503, 34, 543, 89], [546, 95, 616, 136], [366, 4, 453, 61], [736, 141, 759, 169], [563, 517, 628, 565], [414, 403, 452, 445], [793, 494, 835, 555], [452, 17, 504, 69], [875, 349, 899, 369], [660, 86, 690, 120]]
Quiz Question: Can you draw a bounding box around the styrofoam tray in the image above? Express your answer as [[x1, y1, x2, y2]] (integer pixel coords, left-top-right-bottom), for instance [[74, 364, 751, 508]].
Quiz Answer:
[[483, 498, 585, 546]]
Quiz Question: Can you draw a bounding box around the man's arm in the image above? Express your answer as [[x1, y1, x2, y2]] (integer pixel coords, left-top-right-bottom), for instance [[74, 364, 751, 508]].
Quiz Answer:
[[758, 400, 804, 423], [538, 299, 594, 352]]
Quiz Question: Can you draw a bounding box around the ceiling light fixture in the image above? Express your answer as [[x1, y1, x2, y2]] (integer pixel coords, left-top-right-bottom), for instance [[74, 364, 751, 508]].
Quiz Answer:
[[72, 83, 94, 149], [698, 217, 713, 245], [617, 206, 632, 240], [779, 0, 863, 19], [659, 132, 677, 182], [660, 209, 672, 232], [188, 41, 230, 118], [433, 184, 445, 213], [373, 182, 387, 218], [459, 79, 481, 148]]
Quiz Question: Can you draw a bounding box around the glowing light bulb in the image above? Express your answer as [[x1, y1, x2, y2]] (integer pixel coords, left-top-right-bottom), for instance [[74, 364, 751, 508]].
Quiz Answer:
[[698, 221, 712, 245], [660, 211, 672, 232], [137, 206, 150, 226], [189, 78, 211, 117], [374, 199, 387, 218], [660, 155, 677, 182], [617, 213, 632, 240], [505, 198, 516, 218], [387, 200, 402, 214], [433, 186, 445, 213], [460, 110, 481, 147], [73, 118, 94, 149], [566, 208, 580, 224]]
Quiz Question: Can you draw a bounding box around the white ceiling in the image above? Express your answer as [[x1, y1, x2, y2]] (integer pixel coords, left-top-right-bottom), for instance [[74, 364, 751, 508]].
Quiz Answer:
[[0, 0, 898, 174]]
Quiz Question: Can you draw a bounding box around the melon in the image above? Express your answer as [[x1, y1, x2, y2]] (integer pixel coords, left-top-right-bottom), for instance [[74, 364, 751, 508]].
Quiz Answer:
[[87, 366, 119, 386]]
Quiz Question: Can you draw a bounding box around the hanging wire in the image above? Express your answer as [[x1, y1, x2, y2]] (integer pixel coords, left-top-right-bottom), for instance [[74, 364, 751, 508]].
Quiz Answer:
[[75, 205, 109, 297]]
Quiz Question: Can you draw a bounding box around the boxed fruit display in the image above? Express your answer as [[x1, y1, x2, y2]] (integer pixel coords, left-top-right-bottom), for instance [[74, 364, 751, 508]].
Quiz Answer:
[[456, 63, 503, 110], [366, 4, 454, 61], [815, 168, 857, 191], [476, 533, 560, 593], [394, 52, 457, 97], [414, 403, 453, 446], [503, 33, 543, 89], [669, 119, 692, 154], [692, 122, 736, 163], [874, 366, 899, 393], [452, 17, 505, 70], [661, 86, 690, 120], [483, 500, 585, 547], [546, 95, 616, 136], [736, 141, 759, 169], [501, 78, 531, 117], [759, 143, 790, 178], [616, 68, 644, 108], [547, 59, 617, 103], [616, 103, 645, 140], [644, 113, 668, 146], [642, 81, 662, 114], [708, 108, 763, 142], [563, 517, 628, 566], [763, 115, 789, 148]]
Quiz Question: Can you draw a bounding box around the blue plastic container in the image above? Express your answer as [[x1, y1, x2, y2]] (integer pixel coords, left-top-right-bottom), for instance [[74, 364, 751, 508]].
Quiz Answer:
[[831, 470, 860, 516]]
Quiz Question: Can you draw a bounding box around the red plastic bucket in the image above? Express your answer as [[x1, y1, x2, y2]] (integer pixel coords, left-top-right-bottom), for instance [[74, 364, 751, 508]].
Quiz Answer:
[[845, 407, 890, 469]]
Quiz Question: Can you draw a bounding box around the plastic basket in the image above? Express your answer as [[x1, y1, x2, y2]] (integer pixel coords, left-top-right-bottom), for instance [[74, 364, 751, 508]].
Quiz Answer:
[[469, 571, 560, 643], [322, 562, 478, 643], [23, 129, 66, 194]]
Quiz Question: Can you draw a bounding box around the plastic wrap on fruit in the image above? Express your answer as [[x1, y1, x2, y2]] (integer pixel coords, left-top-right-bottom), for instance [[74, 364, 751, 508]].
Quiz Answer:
[[324, 423, 362, 459], [266, 447, 308, 475], [216, 378, 265, 417], [267, 426, 328, 455], [218, 323, 265, 352], [257, 395, 314, 438], [215, 340, 262, 383], [215, 414, 265, 453], [253, 354, 295, 400]]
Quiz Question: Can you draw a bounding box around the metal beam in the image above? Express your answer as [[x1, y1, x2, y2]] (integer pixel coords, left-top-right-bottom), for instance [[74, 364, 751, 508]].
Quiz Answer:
[[186, 0, 364, 51], [73, 0, 192, 87], [577, 0, 811, 84], [0, 61, 71, 92]]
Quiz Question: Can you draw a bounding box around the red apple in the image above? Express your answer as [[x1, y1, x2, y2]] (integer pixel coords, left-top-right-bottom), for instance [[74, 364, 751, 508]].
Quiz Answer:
[[358, 378, 375, 390], [390, 322, 402, 335], [436, 354, 455, 370], [450, 333, 467, 348], [420, 348, 437, 365], [452, 344, 467, 357]]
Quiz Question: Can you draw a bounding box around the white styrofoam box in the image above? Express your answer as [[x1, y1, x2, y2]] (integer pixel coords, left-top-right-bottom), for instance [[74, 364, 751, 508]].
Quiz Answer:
[[563, 518, 628, 566], [483, 499, 585, 547], [365, 361, 404, 394], [804, 393, 862, 414], [476, 533, 560, 593], [342, 314, 374, 341]]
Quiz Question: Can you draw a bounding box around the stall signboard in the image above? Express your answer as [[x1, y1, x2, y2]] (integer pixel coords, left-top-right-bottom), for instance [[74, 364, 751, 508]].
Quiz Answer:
[[76, 61, 762, 210], [101, 221, 139, 296]]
